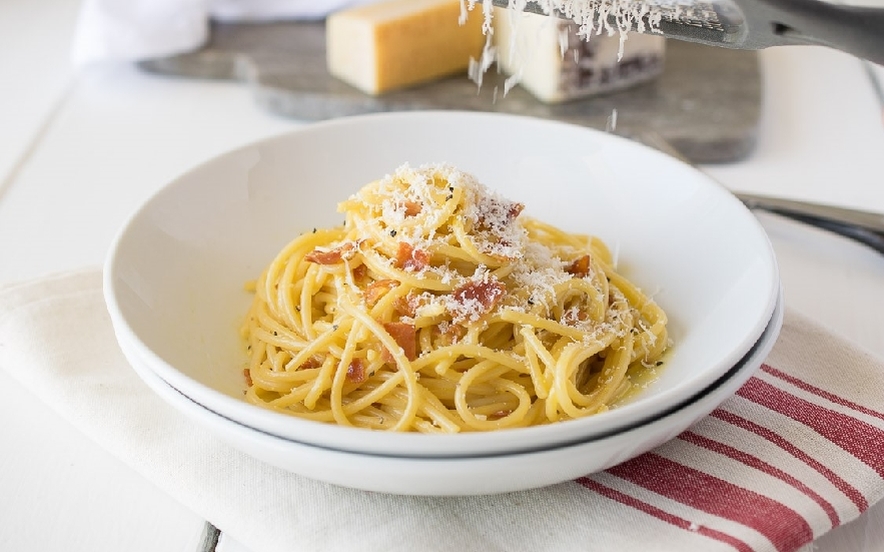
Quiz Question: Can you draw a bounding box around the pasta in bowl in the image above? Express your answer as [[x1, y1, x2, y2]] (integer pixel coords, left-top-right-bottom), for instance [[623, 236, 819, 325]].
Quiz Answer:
[[243, 163, 668, 432], [104, 111, 779, 461]]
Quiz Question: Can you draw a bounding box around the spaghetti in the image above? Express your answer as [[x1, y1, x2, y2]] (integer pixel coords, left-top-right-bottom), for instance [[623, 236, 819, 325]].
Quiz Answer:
[[241, 163, 668, 432]]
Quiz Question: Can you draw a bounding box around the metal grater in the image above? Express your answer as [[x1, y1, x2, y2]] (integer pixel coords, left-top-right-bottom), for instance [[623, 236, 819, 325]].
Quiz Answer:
[[483, 0, 884, 64]]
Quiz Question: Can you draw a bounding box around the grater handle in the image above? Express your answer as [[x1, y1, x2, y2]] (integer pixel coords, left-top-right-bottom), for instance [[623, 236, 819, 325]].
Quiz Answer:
[[480, 0, 884, 64], [749, 0, 884, 65]]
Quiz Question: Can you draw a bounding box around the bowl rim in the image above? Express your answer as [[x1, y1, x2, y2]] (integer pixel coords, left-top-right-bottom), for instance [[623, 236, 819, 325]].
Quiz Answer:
[[104, 110, 782, 457]]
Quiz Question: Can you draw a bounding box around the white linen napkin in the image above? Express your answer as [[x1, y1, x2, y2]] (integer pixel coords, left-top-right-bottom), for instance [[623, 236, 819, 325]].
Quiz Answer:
[[71, 0, 380, 67], [1, 269, 883, 552]]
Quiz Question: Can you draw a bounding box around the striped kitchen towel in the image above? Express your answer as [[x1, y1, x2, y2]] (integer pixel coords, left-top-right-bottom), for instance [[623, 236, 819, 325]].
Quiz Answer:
[[0, 270, 882, 552], [579, 361, 883, 551]]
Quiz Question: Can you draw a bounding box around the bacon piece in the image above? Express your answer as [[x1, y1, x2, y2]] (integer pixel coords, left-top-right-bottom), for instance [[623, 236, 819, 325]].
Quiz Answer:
[[298, 356, 323, 370], [383, 321, 417, 361], [476, 199, 524, 230], [393, 292, 420, 318], [402, 200, 422, 217], [450, 278, 506, 321], [363, 279, 399, 307], [431, 323, 466, 347], [243, 368, 253, 387], [304, 242, 357, 265], [352, 263, 368, 281], [562, 306, 589, 326], [566, 255, 591, 278], [395, 242, 430, 272], [305, 249, 343, 265], [346, 359, 366, 383], [489, 409, 512, 420], [379, 345, 395, 365]]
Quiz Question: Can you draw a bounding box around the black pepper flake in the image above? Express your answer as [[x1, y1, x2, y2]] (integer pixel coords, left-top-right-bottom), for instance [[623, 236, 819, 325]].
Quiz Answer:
[[445, 194, 453, 201], [390, 229, 397, 237], [527, 297, 535, 306], [312, 228, 317, 233], [332, 324, 339, 331], [273, 331, 278, 336], [656, 361, 664, 366]]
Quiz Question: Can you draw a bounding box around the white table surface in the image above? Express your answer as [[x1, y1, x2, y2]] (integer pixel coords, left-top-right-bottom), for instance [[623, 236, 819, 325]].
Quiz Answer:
[[1, 1, 883, 551]]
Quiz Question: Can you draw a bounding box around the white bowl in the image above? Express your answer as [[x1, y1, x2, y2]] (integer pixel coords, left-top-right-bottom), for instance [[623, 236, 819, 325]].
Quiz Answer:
[[105, 111, 780, 458], [121, 291, 782, 495]]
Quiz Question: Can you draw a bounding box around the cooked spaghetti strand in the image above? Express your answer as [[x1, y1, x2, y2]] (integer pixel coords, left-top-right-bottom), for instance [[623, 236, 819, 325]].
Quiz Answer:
[[241, 163, 669, 432]]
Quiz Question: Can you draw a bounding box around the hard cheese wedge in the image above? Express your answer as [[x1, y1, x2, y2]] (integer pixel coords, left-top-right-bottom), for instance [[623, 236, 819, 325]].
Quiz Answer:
[[326, 0, 486, 95], [493, 8, 665, 103]]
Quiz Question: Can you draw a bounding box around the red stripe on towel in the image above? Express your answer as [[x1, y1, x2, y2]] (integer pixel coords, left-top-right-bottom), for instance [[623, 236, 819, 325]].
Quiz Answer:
[[607, 453, 814, 552], [760, 364, 884, 423], [710, 409, 868, 512], [737, 378, 884, 478], [577, 478, 755, 552], [680, 431, 839, 526]]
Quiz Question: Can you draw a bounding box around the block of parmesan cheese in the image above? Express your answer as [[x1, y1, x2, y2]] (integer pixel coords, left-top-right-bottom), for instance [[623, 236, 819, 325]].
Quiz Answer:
[[326, 0, 486, 95], [493, 8, 665, 104]]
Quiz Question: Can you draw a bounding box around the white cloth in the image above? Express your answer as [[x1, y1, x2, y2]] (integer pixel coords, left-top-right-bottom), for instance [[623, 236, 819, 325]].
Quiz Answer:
[[1, 269, 883, 552], [71, 0, 380, 67]]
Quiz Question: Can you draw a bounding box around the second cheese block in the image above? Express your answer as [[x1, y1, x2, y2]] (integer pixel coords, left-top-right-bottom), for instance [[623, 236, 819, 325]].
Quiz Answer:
[[327, 0, 486, 95], [493, 8, 666, 104]]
